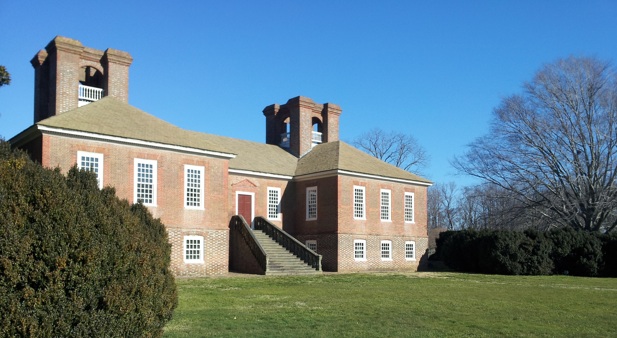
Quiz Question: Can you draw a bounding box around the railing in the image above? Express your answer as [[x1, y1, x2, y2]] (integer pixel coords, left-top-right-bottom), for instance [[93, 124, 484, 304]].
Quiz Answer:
[[312, 131, 322, 144], [280, 132, 290, 148], [78, 84, 104, 106], [229, 215, 268, 273], [279, 131, 322, 148], [254, 216, 322, 271]]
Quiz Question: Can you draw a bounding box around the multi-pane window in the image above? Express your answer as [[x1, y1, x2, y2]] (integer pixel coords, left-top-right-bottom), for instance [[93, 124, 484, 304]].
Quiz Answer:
[[405, 241, 416, 261], [381, 240, 392, 260], [77, 151, 103, 189], [354, 239, 366, 261], [185, 165, 204, 209], [134, 159, 157, 205], [267, 187, 281, 220], [184, 236, 204, 263], [380, 189, 391, 221], [306, 240, 317, 252], [404, 192, 415, 223], [306, 187, 318, 220], [353, 186, 366, 219]]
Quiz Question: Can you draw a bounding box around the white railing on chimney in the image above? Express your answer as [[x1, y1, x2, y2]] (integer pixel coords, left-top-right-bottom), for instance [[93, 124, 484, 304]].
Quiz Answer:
[[312, 131, 322, 144], [280, 133, 290, 148], [279, 131, 323, 148], [78, 84, 104, 106]]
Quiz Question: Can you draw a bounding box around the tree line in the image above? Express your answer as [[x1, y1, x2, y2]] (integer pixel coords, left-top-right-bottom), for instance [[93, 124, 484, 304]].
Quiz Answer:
[[371, 56, 617, 234]]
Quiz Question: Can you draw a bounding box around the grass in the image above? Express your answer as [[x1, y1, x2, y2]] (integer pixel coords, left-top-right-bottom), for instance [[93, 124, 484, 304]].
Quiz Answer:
[[163, 272, 617, 337]]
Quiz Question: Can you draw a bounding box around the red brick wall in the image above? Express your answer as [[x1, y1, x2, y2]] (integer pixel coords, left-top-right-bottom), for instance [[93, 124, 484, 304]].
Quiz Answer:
[[336, 234, 428, 272], [293, 176, 339, 235], [42, 133, 230, 276], [228, 174, 290, 228], [294, 175, 429, 272], [337, 175, 428, 238]]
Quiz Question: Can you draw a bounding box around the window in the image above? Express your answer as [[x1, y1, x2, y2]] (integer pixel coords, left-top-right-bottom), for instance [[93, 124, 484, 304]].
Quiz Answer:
[[353, 186, 365, 219], [184, 236, 204, 263], [380, 189, 391, 221], [77, 151, 103, 189], [405, 241, 416, 261], [381, 240, 392, 260], [404, 192, 415, 223], [306, 187, 318, 220], [306, 240, 317, 252], [134, 159, 157, 206], [185, 165, 204, 209], [354, 239, 366, 261], [267, 187, 281, 220]]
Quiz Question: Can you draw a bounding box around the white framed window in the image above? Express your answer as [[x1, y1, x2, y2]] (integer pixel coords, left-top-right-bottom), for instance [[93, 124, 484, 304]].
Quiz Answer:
[[134, 159, 157, 206], [77, 151, 103, 189], [306, 186, 318, 220], [267, 187, 281, 220], [353, 186, 366, 220], [405, 241, 416, 261], [184, 236, 204, 263], [381, 240, 392, 260], [380, 189, 391, 221], [404, 192, 415, 223], [185, 165, 204, 209], [354, 239, 366, 261], [306, 240, 317, 252]]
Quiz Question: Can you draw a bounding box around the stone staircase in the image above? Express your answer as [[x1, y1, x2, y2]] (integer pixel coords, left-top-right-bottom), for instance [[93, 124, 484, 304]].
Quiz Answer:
[[252, 230, 321, 275]]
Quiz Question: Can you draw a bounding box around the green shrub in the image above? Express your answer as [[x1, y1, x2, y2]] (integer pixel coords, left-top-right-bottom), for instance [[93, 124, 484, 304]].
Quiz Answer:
[[440, 230, 482, 272], [600, 232, 617, 277], [546, 228, 603, 276], [437, 228, 606, 277], [0, 141, 177, 337]]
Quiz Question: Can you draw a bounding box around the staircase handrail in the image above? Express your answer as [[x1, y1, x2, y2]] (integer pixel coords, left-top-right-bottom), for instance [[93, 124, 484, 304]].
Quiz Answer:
[[254, 217, 322, 271], [230, 215, 268, 272]]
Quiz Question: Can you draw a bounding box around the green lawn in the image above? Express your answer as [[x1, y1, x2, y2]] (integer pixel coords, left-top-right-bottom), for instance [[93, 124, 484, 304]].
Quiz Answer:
[[163, 272, 617, 337]]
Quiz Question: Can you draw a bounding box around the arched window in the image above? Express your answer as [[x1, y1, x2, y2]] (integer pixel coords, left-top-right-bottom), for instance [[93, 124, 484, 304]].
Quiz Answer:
[[78, 66, 104, 106], [312, 117, 323, 145]]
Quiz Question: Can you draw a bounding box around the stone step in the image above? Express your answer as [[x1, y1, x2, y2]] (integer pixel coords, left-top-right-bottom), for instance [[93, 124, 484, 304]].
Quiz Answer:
[[253, 230, 320, 275]]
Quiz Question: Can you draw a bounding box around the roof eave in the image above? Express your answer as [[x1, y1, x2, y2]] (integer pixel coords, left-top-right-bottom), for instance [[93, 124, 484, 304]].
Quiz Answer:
[[36, 125, 237, 159], [294, 169, 433, 186]]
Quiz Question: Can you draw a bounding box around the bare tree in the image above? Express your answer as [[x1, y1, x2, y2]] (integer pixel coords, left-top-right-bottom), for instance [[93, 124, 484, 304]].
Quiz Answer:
[[352, 128, 429, 174], [458, 184, 542, 231], [427, 184, 443, 229], [427, 182, 459, 230], [453, 57, 617, 233]]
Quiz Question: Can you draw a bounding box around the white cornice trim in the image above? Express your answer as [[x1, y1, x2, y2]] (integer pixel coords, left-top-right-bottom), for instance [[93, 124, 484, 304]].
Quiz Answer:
[[36, 125, 236, 159], [228, 169, 293, 180], [337, 169, 433, 186], [294, 169, 432, 186]]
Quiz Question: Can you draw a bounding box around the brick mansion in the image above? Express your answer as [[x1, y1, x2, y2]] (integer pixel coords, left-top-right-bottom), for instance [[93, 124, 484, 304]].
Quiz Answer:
[[10, 36, 431, 276]]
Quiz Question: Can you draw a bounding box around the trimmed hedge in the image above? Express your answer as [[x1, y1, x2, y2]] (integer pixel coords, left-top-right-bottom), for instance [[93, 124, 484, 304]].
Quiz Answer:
[[434, 227, 615, 277], [0, 141, 177, 337]]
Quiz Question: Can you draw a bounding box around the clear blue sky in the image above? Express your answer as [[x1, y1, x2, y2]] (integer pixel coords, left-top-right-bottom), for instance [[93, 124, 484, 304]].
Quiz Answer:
[[2, 1, 616, 186]]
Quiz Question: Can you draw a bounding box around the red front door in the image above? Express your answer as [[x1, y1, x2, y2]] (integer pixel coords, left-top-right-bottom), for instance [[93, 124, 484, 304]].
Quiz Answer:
[[237, 193, 253, 224]]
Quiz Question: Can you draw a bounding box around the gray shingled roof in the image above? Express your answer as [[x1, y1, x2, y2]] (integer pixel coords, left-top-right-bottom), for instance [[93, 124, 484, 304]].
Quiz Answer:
[[35, 97, 430, 184], [38, 97, 234, 155], [296, 141, 431, 184]]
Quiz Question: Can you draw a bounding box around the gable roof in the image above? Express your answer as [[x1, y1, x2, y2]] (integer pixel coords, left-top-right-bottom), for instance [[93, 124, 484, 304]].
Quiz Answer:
[[26, 97, 430, 184], [37, 97, 234, 156], [296, 141, 432, 185], [208, 134, 298, 177]]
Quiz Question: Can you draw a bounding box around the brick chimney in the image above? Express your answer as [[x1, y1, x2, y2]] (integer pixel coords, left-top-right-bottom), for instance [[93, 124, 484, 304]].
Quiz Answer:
[[31, 36, 133, 123], [263, 96, 342, 157]]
